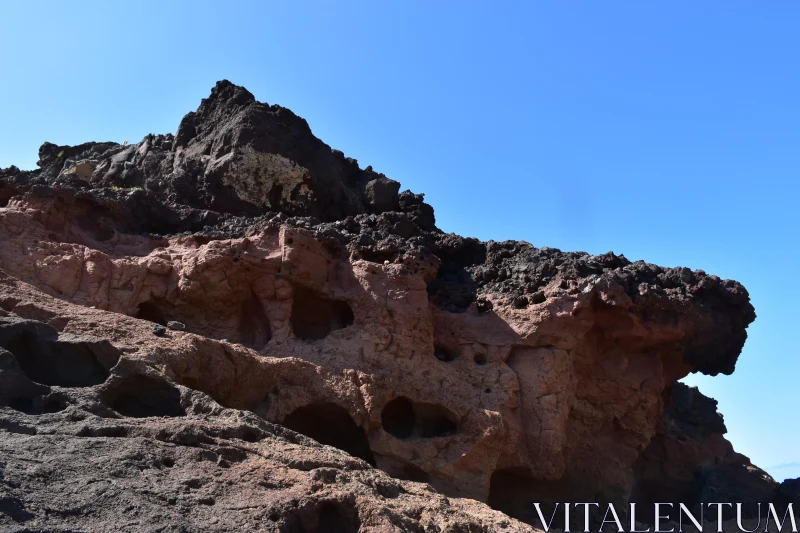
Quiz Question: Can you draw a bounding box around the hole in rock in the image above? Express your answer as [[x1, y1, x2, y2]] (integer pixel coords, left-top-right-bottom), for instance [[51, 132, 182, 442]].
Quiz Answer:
[[43, 398, 66, 413], [6, 395, 67, 415], [135, 301, 167, 326], [314, 502, 361, 533], [357, 248, 399, 265], [239, 292, 272, 347], [7, 331, 113, 387], [434, 343, 458, 362], [268, 184, 284, 212], [241, 430, 260, 443], [106, 376, 186, 418], [291, 287, 354, 341], [75, 205, 115, 242], [381, 397, 414, 439], [381, 397, 458, 439], [416, 402, 458, 438], [282, 403, 375, 465], [0, 187, 12, 208], [473, 352, 487, 365]]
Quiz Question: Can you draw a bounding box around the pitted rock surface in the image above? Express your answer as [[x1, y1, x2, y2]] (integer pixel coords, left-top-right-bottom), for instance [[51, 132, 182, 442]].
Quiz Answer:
[[0, 313, 528, 532], [0, 81, 778, 530]]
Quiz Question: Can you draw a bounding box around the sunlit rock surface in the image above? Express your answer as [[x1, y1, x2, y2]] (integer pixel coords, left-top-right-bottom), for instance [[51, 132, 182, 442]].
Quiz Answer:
[[0, 81, 782, 531]]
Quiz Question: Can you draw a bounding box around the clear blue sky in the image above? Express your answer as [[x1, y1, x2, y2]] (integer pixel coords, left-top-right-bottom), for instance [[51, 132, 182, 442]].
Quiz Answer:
[[1, 1, 798, 480]]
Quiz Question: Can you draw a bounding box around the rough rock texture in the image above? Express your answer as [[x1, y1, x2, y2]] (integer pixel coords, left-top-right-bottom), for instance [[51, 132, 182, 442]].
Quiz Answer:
[[0, 311, 527, 532], [0, 80, 784, 530], [631, 382, 778, 523]]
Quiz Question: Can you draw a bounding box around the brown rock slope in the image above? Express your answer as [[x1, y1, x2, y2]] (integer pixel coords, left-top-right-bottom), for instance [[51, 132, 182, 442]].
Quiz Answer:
[[0, 80, 789, 530]]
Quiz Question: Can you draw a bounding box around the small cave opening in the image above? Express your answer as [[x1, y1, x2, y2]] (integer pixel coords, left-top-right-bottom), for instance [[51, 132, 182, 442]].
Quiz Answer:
[[433, 343, 458, 362], [42, 398, 67, 413], [239, 292, 272, 347], [135, 301, 167, 326], [0, 186, 13, 208], [6, 331, 113, 388], [381, 397, 458, 439], [291, 286, 354, 341], [416, 402, 458, 438], [75, 205, 115, 242], [282, 403, 375, 465], [241, 430, 261, 443], [381, 397, 415, 439], [315, 502, 361, 533], [106, 376, 186, 418]]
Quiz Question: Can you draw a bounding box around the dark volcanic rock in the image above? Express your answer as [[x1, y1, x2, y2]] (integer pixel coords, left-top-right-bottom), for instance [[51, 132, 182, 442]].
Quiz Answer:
[[633, 383, 781, 521], [26, 81, 424, 225], [775, 478, 800, 508]]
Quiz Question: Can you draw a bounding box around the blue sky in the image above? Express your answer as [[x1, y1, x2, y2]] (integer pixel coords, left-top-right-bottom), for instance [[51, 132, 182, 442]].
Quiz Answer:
[[1, 1, 798, 480]]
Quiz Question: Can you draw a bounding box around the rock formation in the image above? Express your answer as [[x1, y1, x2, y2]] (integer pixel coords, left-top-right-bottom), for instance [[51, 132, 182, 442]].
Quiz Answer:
[[0, 80, 791, 531]]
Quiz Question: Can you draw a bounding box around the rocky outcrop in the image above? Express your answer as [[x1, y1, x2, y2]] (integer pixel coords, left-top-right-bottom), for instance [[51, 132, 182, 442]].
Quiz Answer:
[[631, 383, 779, 522], [0, 81, 776, 530], [0, 313, 527, 532]]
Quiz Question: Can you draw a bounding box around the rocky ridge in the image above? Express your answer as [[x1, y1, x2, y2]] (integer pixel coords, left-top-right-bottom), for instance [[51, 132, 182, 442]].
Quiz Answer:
[[0, 81, 791, 531]]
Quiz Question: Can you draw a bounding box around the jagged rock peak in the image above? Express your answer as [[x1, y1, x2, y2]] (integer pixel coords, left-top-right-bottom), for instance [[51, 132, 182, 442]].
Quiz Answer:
[[13, 80, 436, 228]]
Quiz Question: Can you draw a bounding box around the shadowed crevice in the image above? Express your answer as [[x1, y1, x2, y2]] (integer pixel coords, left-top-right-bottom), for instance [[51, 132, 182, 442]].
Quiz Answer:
[[104, 375, 185, 418], [2, 328, 117, 388], [282, 403, 375, 465], [381, 397, 457, 439], [291, 287, 353, 341]]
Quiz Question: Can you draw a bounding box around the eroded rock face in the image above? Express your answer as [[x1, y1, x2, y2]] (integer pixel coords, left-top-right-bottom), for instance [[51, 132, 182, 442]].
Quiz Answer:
[[0, 81, 774, 529], [0, 315, 526, 532]]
